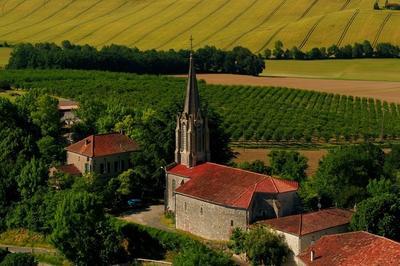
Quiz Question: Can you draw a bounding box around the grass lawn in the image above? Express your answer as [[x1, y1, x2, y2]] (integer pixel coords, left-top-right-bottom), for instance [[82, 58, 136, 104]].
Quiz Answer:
[[264, 59, 400, 82], [0, 48, 11, 68]]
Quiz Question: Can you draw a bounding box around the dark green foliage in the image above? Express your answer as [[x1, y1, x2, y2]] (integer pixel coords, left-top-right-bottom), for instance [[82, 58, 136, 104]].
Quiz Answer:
[[271, 40, 400, 59], [350, 193, 400, 241], [51, 191, 125, 266], [120, 222, 232, 264], [0, 253, 37, 266], [0, 81, 10, 91], [301, 143, 385, 208], [16, 157, 48, 199], [173, 244, 233, 266], [7, 42, 265, 76], [229, 227, 246, 254], [269, 150, 308, 182], [0, 249, 9, 262], [236, 160, 271, 174], [243, 226, 289, 266]]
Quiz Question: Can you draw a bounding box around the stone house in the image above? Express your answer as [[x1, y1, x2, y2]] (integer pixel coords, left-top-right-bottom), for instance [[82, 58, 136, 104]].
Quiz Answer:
[[297, 231, 400, 265], [52, 132, 139, 177], [165, 52, 299, 240], [258, 208, 353, 262]]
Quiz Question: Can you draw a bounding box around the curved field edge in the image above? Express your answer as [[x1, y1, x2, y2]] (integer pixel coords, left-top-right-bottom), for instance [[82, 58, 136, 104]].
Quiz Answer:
[[2, 69, 400, 144], [0, 0, 399, 52]]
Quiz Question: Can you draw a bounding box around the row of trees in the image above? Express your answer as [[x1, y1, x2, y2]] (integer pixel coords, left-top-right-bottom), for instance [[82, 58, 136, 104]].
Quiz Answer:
[[266, 40, 400, 59], [6, 41, 265, 75], [4, 69, 400, 144]]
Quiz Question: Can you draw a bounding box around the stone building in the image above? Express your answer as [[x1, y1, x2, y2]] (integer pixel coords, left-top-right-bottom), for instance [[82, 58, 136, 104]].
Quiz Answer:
[[165, 53, 299, 240], [52, 132, 139, 177], [258, 208, 353, 263]]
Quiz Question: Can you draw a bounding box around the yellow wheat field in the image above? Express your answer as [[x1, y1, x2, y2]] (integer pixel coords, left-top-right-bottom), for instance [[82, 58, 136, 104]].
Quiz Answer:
[[0, 0, 399, 51]]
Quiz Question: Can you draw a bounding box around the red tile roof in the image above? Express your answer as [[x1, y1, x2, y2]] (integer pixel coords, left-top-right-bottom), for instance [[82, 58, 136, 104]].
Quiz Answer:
[[259, 208, 353, 236], [58, 100, 79, 111], [298, 231, 400, 266], [54, 164, 81, 176], [66, 133, 139, 157], [168, 162, 298, 209]]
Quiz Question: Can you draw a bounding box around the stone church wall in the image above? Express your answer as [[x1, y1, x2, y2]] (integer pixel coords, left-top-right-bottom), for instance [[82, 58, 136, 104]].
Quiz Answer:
[[165, 173, 190, 212], [175, 194, 248, 240]]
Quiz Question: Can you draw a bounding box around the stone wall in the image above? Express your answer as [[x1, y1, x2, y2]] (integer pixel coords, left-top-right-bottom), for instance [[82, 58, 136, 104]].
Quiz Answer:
[[67, 151, 133, 177], [175, 193, 248, 240], [165, 173, 189, 212]]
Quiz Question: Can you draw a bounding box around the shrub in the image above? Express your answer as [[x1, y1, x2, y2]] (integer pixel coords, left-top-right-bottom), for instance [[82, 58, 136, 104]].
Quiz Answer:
[[0, 253, 37, 266]]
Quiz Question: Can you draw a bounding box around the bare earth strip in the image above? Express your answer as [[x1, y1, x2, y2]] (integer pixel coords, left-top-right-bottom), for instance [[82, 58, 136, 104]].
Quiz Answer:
[[191, 74, 400, 104]]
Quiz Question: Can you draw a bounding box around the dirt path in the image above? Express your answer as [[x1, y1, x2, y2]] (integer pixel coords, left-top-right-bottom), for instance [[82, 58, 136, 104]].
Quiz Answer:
[[185, 74, 400, 104]]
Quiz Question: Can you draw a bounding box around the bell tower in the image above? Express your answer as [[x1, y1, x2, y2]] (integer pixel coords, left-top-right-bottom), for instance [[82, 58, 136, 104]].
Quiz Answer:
[[175, 48, 210, 167]]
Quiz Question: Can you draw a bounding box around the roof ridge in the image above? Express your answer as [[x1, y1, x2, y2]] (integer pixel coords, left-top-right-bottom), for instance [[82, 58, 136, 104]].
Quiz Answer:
[[206, 162, 271, 179], [270, 177, 279, 193], [230, 184, 257, 208]]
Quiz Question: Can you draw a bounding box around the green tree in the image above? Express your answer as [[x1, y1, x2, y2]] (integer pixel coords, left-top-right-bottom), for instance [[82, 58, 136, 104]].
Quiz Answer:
[[269, 150, 308, 182], [237, 160, 270, 174], [51, 191, 125, 265], [362, 40, 374, 57], [0, 253, 37, 266], [367, 178, 396, 197], [244, 226, 289, 266], [301, 144, 385, 208], [229, 227, 246, 254], [350, 193, 400, 241], [273, 41, 284, 59], [16, 157, 48, 199], [36, 136, 63, 164]]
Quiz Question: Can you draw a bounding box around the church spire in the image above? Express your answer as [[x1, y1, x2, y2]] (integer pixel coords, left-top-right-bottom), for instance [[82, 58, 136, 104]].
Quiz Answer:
[[183, 39, 200, 116], [174, 37, 210, 168]]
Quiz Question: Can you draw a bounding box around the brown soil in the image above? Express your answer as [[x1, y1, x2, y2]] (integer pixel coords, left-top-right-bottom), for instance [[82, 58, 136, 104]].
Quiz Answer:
[[183, 74, 400, 104], [233, 147, 328, 177]]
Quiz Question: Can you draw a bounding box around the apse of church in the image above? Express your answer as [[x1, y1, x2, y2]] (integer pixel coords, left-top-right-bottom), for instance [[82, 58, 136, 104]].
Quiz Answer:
[[174, 53, 210, 168]]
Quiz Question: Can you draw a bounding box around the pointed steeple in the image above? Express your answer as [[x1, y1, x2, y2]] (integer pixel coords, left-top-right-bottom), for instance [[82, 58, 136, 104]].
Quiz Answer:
[[174, 38, 210, 167], [183, 52, 200, 116]]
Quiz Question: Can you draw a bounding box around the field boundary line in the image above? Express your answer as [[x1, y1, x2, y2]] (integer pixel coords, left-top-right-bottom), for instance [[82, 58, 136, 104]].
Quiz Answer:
[[298, 0, 319, 21], [298, 15, 325, 50], [340, 0, 351, 11], [0, 0, 78, 38], [193, 0, 259, 48], [0, 0, 49, 28], [48, 0, 131, 41], [129, 0, 203, 47], [98, 0, 181, 47], [16, 0, 104, 42], [74, 1, 155, 43], [0, 0, 26, 18], [223, 0, 287, 49], [153, 0, 231, 50], [372, 13, 392, 47], [256, 23, 287, 53], [336, 9, 359, 47]]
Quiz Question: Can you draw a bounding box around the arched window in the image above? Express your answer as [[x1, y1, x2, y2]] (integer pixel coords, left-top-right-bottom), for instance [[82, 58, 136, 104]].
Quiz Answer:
[[180, 124, 186, 151]]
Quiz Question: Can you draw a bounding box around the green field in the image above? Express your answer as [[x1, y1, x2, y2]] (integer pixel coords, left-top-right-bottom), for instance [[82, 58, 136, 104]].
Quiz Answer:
[[0, 0, 399, 52], [265, 59, 400, 81], [2, 69, 400, 143], [0, 47, 11, 68]]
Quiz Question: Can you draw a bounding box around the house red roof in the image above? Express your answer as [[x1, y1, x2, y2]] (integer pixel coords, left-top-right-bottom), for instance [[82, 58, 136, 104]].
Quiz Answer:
[[259, 208, 353, 236], [52, 164, 81, 176], [58, 100, 79, 111], [66, 133, 139, 157], [168, 162, 298, 209], [298, 231, 400, 265]]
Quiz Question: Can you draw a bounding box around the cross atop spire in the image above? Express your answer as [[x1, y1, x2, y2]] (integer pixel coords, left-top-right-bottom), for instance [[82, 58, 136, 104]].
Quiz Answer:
[[190, 35, 193, 51]]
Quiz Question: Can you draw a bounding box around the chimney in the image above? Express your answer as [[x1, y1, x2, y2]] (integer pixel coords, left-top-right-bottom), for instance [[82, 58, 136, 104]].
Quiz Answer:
[[310, 250, 315, 262], [85, 139, 89, 145]]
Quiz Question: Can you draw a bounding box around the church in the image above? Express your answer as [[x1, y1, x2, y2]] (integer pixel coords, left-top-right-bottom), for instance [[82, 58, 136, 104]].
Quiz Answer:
[[165, 53, 299, 240]]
